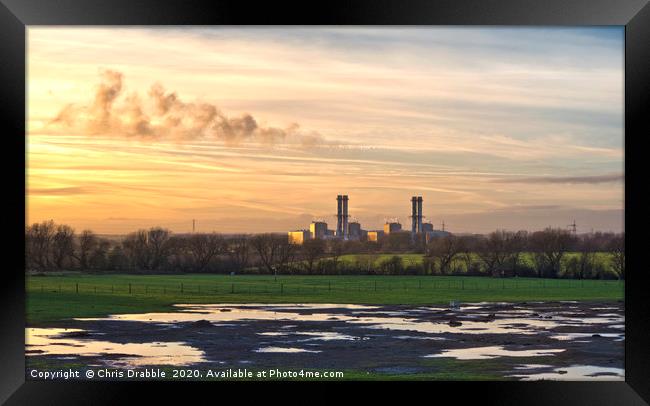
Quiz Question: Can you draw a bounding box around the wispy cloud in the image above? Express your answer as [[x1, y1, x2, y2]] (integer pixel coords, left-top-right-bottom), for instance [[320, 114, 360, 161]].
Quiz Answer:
[[495, 173, 623, 184]]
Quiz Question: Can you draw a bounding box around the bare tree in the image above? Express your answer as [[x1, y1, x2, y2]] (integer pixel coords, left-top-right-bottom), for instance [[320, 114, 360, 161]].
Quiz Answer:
[[426, 235, 462, 274], [529, 228, 575, 278], [458, 235, 480, 274], [187, 233, 224, 272], [147, 227, 171, 270], [476, 231, 509, 277], [608, 233, 625, 279], [122, 227, 172, 270], [25, 220, 57, 271], [328, 239, 345, 271], [227, 235, 251, 271], [51, 224, 76, 270], [504, 230, 528, 277], [276, 237, 297, 273], [575, 233, 598, 279], [123, 230, 151, 269], [300, 239, 325, 274], [252, 234, 281, 274], [77, 229, 98, 270], [89, 238, 111, 270]]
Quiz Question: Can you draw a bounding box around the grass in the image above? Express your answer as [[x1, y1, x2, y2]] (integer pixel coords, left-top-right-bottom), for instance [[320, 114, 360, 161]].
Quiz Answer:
[[26, 273, 624, 325], [26, 351, 511, 381]]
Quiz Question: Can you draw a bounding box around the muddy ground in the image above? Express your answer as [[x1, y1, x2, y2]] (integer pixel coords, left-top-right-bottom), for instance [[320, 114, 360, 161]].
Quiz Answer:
[[26, 301, 624, 380]]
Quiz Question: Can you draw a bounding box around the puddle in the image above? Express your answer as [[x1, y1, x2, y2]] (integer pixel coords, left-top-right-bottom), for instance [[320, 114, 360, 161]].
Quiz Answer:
[[26, 328, 205, 367], [511, 364, 624, 381], [424, 346, 565, 360], [550, 333, 624, 341], [295, 332, 359, 341], [80, 304, 568, 336], [254, 347, 321, 353], [29, 302, 624, 378]]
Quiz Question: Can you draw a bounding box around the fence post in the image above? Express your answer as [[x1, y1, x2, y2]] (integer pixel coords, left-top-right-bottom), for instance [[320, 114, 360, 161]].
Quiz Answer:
[[462, 280, 464, 290], [76, 283, 79, 294], [94, 286, 97, 294], [181, 283, 184, 293], [374, 281, 377, 292], [231, 283, 234, 294], [280, 283, 284, 295], [129, 283, 132, 294]]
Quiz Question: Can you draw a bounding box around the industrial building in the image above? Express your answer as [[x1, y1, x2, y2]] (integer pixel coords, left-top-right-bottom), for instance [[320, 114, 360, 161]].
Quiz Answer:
[[288, 230, 310, 245], [383, 222, 402, 234], [288, 194, 450, 244], [348, 221, 362, 240], [309, 221, 328, 239]]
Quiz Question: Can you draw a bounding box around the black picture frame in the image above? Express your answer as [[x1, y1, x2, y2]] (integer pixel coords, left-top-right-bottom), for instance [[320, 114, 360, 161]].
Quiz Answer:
[[1, 0, 648, 404]]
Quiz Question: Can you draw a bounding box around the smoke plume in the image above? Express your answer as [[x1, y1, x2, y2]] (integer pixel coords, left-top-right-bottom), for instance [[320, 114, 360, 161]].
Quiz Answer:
[[49, 70, 323, 147]]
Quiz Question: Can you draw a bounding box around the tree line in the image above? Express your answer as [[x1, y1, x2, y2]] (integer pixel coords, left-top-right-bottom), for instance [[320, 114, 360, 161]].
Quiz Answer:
[[25, 220, 624, 279]]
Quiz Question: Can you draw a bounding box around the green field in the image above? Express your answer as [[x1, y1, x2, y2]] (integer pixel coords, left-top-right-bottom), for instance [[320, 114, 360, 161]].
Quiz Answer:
[[27, 274, 624, 325]]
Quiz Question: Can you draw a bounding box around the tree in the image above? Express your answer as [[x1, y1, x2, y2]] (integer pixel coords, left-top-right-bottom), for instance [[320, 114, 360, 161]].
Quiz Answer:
[[300, 239, 326, 274], [123, 230, 151, 269], [608, 233, 625, 279], [328, 239, 345, 271], [251, 234, 295, 274], [529, 228, 575, 278], [252, 234, 279, 274], [575, 233, 598, 279], [107, 245, 129, 270], [147, 227, 171, 270], [458, 235, 480, 275], [227, 235, 251, 272], [89, 238, 111, 270], [504, 230, 528, 277], [77, 230, 98, 270], [51, 224, 76, 270], [187, 233, 224, 272], [276, 237, 297, 273], [25, 220, 57, 271], [122, 227, 172, 270], [476, 231, 509, 277], [426, 235, 461, 274]]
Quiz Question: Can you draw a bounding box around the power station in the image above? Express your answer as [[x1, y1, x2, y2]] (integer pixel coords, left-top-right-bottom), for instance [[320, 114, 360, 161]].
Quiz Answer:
[[288, 195, 449, 244]]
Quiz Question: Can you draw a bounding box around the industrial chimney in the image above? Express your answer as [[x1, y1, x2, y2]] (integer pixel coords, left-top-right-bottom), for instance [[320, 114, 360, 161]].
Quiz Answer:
[[336, 195, 343, 237], [411, 196, 418, 236], [342, 195, 349, 240], [417, 196, 423, 233]]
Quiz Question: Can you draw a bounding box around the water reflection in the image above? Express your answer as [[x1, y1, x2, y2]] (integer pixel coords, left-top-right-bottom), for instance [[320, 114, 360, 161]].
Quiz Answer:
[[424, 346, 565, 360], [510, 364, 624, 381], [26, 328, 205, 367]]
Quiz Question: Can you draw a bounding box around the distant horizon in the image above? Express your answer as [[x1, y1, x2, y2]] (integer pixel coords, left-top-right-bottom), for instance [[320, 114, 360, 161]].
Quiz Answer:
[[27, 27, 624, 234]]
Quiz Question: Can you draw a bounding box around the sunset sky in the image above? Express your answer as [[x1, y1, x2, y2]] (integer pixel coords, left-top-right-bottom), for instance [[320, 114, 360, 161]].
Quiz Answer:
[[27, 27, 624, 234]]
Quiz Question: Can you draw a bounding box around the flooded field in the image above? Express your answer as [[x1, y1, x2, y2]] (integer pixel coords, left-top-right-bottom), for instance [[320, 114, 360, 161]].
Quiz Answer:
[[26, 301, 624, 380]]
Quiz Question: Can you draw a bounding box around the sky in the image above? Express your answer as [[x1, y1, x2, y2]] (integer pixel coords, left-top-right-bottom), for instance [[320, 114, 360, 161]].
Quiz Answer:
[[26, 27, 624, 234]]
